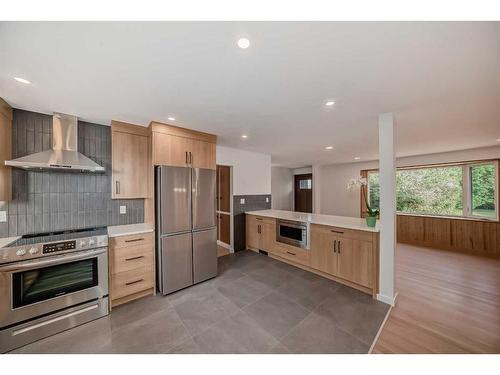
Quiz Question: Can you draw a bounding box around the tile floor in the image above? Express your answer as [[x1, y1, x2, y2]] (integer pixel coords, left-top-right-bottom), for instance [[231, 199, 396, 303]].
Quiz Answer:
[[10, 250, 389, 354]]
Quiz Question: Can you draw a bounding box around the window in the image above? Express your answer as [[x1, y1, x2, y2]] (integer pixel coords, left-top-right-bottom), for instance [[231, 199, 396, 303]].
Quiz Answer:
[[366, 161, 498, 220], [299, 178, 312, 190]]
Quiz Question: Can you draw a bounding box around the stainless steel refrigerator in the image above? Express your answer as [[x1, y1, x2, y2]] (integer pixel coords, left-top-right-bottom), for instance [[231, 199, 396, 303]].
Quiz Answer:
[[155, 166, 217, 295]]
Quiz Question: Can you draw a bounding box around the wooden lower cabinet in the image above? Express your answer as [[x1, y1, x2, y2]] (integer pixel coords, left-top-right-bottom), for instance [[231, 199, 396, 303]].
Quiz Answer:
[[109, 232, 155, 309], [310, 224, 377, 294], [245, 215, 379, 297], [246, 215, 276, 252]]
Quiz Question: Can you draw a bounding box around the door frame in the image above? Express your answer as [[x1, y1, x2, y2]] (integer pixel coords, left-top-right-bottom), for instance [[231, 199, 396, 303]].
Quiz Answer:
[[294, 173, 313, 213], [216, 164, 234, 252]]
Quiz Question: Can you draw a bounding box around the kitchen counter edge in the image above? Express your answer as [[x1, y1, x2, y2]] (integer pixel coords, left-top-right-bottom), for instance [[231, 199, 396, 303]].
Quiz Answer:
[[107, 223, 154, 238], [245, 209, 380, 233]]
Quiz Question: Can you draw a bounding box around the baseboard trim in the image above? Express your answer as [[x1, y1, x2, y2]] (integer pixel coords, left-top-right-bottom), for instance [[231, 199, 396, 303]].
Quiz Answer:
[[377, 292, 398, 306], [368, 299, 395, 354], [217, 240, 233, 253]]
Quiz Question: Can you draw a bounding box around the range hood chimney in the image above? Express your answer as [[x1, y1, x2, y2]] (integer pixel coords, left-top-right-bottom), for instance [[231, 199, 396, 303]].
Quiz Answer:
[[5, 113, 105, 173]]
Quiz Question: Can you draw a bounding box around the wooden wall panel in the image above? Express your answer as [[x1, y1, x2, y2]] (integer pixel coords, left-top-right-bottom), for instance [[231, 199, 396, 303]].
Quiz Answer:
[[397, 214, 499, 257]]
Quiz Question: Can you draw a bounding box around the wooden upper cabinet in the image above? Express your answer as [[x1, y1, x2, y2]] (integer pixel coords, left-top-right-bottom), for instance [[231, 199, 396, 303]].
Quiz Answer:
[[150, 121, 216, 170], [0, 98, 12, 201], [111, 121, 150, 199], [191, 139, 216, 170], [153, 132, 191, 167]]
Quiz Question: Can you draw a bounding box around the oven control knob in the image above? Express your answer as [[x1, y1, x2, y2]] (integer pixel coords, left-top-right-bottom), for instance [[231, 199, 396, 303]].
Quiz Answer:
[[16, 249, 27, 256], [29, 247, 39, 255], [79, 240, 87, 247], [88, 239, 95, 246]]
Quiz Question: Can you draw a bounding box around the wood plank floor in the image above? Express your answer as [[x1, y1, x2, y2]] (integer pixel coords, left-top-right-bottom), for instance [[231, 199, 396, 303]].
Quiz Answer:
[[373, 243, 500, 353]]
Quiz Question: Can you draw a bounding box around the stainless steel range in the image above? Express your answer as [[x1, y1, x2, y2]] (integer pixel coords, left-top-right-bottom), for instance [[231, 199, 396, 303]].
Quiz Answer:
[[0, 227, 109, 353]]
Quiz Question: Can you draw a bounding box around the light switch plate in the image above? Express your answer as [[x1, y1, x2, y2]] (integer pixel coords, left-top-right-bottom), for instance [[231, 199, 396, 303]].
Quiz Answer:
[[0, 211, 6, 223], [265, 197, 269, 203], [240, 198, 245, 205], [119, 206, 126, 214]]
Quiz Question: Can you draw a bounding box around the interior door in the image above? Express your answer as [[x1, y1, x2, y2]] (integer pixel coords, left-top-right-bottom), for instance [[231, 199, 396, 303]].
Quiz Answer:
[[294, 173, 313, 213], [160, 233, 193, 294], [192, 168, 216, 230], [218, 213, 231, 245], [158, 166, 191, 235], [217, 165, 231, 212], [193, 227, 217, 283]]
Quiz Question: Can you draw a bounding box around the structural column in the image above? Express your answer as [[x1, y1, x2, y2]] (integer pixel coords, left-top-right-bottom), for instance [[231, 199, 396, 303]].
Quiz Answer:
[[312, 164, 322, 214], [378, 113, 396, 305]]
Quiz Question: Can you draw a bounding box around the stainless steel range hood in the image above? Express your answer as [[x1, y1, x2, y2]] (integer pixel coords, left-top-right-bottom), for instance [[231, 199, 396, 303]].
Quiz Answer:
[[5, 113, 105, 172]]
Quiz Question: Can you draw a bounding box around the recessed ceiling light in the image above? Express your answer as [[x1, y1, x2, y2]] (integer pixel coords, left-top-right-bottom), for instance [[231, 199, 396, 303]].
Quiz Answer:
[[497, 138, 500, 142], [237, 38, 250, 49], [325, 101, 335, 106], [14, 77, 31, 84], [241, 134, 248, 139], [325, 146, 334, 150], [354, 156, 361, 160], [168, 117, 175, 121]]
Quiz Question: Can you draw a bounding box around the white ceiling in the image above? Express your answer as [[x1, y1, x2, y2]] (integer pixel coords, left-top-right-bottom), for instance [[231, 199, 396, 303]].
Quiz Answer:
[[1, 22, 499, 167]]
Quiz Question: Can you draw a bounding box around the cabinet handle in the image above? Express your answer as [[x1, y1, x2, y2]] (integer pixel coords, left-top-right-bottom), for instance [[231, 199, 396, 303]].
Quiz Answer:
[[185, 151, 189, 164], [124, 238, 144, 243], [333, 240, 337, 253], [256, 218, 263, 221], [257, 224, 261, 234], [126, 278, 144, 286], [286, 251, 296, 256], [125, 255, 145, 261], [338, 241, 341, 254], [330, 230, 344, 234], [115, 181, 120, 195], [189, 152, 193, 165]]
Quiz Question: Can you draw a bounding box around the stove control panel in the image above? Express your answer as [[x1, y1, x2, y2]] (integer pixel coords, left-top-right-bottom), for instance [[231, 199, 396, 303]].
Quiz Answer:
[[43, 240, 76, 254]]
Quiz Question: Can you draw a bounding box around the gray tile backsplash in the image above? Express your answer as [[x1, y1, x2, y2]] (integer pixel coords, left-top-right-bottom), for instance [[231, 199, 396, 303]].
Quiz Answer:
[[0, 109, 144, 237], [233, 194, 271, 252]]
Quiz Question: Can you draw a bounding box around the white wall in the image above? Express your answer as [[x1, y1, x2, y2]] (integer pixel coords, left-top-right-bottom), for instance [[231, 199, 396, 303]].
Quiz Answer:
[[216, 146, 271, 196], [293, 167, 312, 175], [271, 167, 293, 210], [318, 145, 500, 217]]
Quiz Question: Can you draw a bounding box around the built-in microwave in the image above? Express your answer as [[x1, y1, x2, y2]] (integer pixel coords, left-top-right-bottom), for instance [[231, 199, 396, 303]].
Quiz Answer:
[[276, 219, 309, 249]]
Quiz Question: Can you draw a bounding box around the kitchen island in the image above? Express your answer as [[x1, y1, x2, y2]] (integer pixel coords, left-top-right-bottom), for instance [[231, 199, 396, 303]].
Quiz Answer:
[[245, 209, 380, 297]]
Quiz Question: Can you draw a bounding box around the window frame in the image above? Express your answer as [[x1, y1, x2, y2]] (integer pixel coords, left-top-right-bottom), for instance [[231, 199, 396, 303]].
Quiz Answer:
[[362, 159, 499, 222]]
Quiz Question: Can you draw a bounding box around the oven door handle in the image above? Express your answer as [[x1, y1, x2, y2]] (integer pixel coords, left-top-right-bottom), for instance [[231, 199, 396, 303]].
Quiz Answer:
[[0, 248, 107, 272]]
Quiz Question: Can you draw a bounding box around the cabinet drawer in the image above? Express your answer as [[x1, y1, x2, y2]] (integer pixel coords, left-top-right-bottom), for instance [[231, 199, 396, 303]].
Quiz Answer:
[[111, 244, 154, 274], [312, 224, 374, 242], [110, 232, 154, 249], [112, 266, 154, 300], [274, 243, 310, 266]]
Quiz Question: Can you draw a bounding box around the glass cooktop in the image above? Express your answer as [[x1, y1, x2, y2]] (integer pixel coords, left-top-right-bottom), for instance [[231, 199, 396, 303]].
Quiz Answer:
[[6, 227, 108, 247]]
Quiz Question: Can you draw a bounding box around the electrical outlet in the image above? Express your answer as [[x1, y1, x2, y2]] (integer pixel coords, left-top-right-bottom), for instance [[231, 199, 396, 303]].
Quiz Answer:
[[119, 206, 126, 214], [265, 197, 269, 203], [240, 198, 245, 205], [0, 211, 6, 223]]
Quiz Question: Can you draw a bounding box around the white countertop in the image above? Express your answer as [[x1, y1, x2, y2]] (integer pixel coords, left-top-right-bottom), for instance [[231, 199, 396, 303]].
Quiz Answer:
[[107, 223, 154, 238], [246, 209, 380, 232], [0, 236, 20, 248]]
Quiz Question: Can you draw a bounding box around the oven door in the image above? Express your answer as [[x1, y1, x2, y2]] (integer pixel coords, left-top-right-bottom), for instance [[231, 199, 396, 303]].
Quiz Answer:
[[276, 220, 307, 248], [0, 248, 108, 328]]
